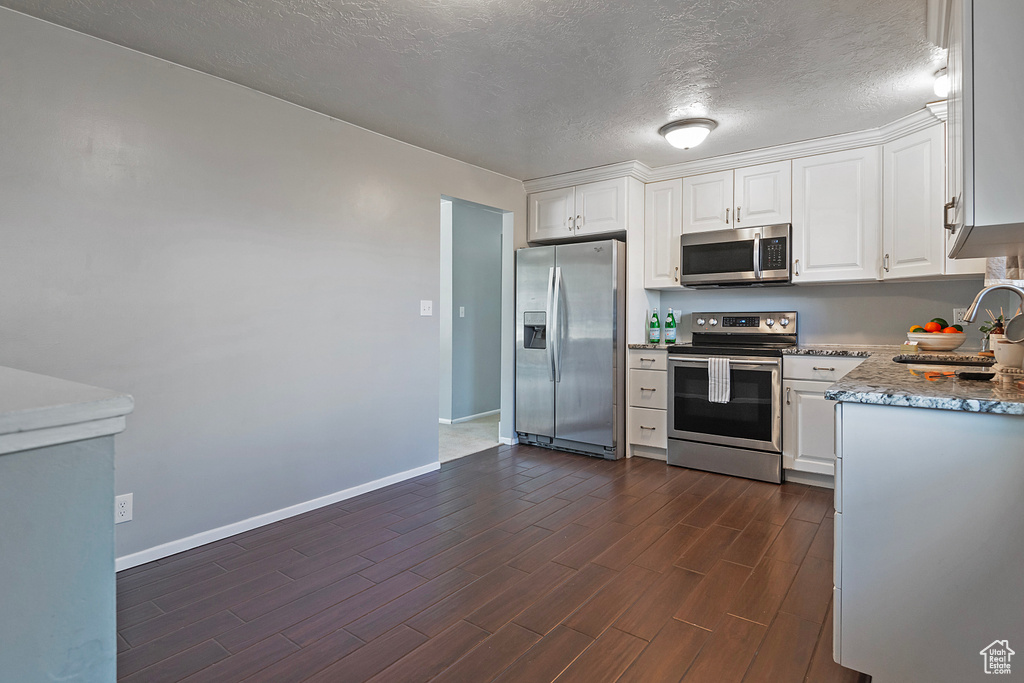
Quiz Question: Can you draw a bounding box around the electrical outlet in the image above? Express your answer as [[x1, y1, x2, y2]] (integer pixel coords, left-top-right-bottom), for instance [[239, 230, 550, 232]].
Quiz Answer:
[[115, 493, 133, 524], [953, 307, 969, 325], [420, 300, 432, 316]]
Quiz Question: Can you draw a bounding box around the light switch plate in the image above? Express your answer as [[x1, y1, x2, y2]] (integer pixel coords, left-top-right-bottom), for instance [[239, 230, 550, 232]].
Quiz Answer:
[[420, 300, 433, 316], [459, 307, 465, 318]]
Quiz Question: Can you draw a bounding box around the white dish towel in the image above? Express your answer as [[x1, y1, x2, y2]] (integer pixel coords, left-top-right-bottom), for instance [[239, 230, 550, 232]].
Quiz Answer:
[[708, 357, 731, 404]]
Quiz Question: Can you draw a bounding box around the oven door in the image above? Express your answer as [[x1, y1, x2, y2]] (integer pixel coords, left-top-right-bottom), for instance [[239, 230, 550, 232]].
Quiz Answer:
[[667, 355, 782, 452]]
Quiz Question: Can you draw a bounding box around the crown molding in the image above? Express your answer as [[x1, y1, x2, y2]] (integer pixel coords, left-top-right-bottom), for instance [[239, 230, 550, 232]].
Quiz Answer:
[[926, 99, 948, 121], [523, 160, 652, 194], [523, 106, 944, 192]]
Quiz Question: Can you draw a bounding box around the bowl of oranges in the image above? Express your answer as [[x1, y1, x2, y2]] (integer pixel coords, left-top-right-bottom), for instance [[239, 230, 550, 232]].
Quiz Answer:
[[908, 318, 966, 351]]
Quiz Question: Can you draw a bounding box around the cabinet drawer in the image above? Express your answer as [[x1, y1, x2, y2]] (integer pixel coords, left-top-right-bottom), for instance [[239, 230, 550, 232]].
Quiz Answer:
[[628, 369, 667, 409], [783, 356, 865, 381], [628, 349, 667, 371], [628, 407, 667, 449]]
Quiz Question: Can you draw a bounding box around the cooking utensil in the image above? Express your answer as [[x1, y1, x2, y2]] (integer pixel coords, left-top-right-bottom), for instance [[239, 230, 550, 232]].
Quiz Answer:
[[1005, 313, 1024, 343]]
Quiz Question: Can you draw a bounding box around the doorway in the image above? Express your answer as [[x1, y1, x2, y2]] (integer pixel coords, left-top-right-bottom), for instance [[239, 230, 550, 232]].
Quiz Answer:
[[439, 197, 508, 462]]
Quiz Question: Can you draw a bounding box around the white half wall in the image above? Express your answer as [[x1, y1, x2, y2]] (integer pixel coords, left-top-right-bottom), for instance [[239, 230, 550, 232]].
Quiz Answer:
[[0, 8, 526, 561]]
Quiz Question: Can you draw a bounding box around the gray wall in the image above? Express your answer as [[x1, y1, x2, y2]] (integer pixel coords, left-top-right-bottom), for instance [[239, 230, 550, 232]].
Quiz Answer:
[[662, 278, 999, 349], [448, 200, 503, 420], [0, 437, 116, 682], [439, 200, 455, 422], [0, 9, 526, 560]]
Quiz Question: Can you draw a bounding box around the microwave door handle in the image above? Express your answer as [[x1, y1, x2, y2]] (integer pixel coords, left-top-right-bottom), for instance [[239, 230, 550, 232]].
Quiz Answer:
[[552, 266, 563, 383], [752, 234, 762, 279], [546, 266, 556, 382]]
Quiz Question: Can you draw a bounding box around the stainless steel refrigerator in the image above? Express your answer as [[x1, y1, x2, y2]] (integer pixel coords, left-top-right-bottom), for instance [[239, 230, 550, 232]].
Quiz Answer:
[[515, 239, 625, 460]]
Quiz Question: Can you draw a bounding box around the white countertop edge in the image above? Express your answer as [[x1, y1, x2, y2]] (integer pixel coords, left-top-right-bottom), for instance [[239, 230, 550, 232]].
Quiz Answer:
[[0, 415, 128, 456], [0, 366, 134, 440]]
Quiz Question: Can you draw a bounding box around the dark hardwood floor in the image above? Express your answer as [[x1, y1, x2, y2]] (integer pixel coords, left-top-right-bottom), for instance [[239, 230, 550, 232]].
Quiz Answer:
[[116, 444, 870, 682]]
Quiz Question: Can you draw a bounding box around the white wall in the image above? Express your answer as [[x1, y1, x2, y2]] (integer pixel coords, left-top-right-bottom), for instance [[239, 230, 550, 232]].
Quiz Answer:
[[662, 278, 999, 348], [449, 200, 503, 420], [0, 8, 526, 562]]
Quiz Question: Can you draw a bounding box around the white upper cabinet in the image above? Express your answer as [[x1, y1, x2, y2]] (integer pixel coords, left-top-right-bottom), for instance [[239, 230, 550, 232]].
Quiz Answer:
[[575, 178, 627, 237], [644, 179, 683, 288], [682, 170, 733, 233], [528, 178, 627, 242], [792, 147, 881, 283], [734, 161, 792, 227], [528, 186, 575, 242], [881, 125, 945, 279], [682, 162, 792, 235]]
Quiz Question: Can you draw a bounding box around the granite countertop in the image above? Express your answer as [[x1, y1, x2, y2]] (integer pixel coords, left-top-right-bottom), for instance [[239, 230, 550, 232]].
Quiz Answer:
[[628, 343, 670, 350], [783, 344, 889, 358], [0, 366, 134, 455], [824, 350, 1024, 415]]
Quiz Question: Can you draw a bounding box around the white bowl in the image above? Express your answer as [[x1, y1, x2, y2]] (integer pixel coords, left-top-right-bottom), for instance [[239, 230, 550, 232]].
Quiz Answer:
[[993, 338, 1024, 368], [907, 332, 967, 352]]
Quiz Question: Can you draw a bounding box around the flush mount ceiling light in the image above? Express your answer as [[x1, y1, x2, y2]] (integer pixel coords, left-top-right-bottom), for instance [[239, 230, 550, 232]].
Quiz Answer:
[[659, 118, 718, 150], [933, 68, 950, 98]]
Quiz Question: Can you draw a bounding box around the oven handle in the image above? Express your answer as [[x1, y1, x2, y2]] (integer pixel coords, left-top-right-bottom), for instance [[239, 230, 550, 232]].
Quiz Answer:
[[669, 357, 779, 367]]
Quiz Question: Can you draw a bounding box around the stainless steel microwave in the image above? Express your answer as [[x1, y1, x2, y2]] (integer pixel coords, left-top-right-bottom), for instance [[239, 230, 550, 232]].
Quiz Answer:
[[679, 224, 792, 287]]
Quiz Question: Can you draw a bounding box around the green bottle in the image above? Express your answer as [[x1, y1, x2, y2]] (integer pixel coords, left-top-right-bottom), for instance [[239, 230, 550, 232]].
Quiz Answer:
[[649, 308, 661, 344], [665, 308, 677, 343]]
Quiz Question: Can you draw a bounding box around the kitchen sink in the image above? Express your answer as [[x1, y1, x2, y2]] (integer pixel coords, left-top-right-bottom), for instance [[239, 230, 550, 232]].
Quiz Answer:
[[891, 355, 994, 367]]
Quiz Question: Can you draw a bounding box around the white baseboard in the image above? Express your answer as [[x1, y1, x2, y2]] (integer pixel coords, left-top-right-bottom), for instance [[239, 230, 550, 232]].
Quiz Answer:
[[115, 460, 441, 572], [498, 434, 518, 446], [784, 469, 834, 489], [439, 408, 499, 425]]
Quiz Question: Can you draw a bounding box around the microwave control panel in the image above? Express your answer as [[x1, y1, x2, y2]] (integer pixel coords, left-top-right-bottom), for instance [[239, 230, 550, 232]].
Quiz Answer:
[[760, 237, 788, 271]]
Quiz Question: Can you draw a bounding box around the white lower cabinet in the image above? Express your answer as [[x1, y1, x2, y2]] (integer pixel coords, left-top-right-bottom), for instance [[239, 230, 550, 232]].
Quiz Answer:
[[782, 356, 865, 478], [627, 349, 667, 458]]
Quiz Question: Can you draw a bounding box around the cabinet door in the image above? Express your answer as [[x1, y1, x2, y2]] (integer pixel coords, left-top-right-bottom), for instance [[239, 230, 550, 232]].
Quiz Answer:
[[644, 179, 683, 288], [734, 160, 792, 226], [792, 147, 881, 283], [574, 178, 627, 237], [882, 125, 945, 279], [528, 187, 575, 242], [945, 0, 965, 233], [682, 170, 733, 233], [782, 379, 837, 475]]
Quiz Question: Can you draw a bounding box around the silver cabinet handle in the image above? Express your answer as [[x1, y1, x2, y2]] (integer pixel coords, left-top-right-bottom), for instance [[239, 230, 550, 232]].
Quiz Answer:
[[567, 216, 574, 231], [640, 425, 656, 430], [576, 214, 582, 229], [639, 387, 657, 392], [944, 198, 956, 232], [813, 366, 836, 372], [736, 207, 742, 223], [883, 254, 890, 272], [794, 258, 800, 276], [725, 208, 730, 224], [675, 266, 679, 282], [786, 387, 791, 405], [640, 357, 657, 362]]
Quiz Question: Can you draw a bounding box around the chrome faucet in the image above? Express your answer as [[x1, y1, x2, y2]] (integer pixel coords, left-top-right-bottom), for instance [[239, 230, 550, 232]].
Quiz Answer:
[[963, 284, 1024, 322]]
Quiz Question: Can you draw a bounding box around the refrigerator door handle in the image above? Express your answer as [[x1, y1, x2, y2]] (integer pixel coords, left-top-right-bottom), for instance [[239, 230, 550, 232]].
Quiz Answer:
[[552, 266, 563, 383], [546, 266, 556, 382]]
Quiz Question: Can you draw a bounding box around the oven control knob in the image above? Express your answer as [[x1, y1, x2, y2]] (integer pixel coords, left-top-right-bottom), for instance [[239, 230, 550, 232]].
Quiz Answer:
[[780, 317, 790, 327], [696, 317, 706, 326], [709, 318, 718, 327], [765, 318, 775, 328]]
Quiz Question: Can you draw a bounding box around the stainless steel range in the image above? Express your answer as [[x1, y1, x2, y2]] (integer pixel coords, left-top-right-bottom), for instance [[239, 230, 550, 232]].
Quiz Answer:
[[666, 311, 798, 484]]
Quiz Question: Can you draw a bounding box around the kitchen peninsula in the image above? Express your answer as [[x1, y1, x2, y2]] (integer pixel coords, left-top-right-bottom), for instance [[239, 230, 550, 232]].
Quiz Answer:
[[826, 353, 1024, 683], [0, 366, 133, 681]]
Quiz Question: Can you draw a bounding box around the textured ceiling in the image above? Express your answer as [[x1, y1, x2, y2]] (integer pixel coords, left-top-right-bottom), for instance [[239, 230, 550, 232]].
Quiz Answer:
[[0, 0, 942, 180]]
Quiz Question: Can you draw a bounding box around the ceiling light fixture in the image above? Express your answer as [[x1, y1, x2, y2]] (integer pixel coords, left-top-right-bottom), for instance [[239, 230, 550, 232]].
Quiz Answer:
[[933, 68, 950, 98], [659, 118, 718, 150]]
